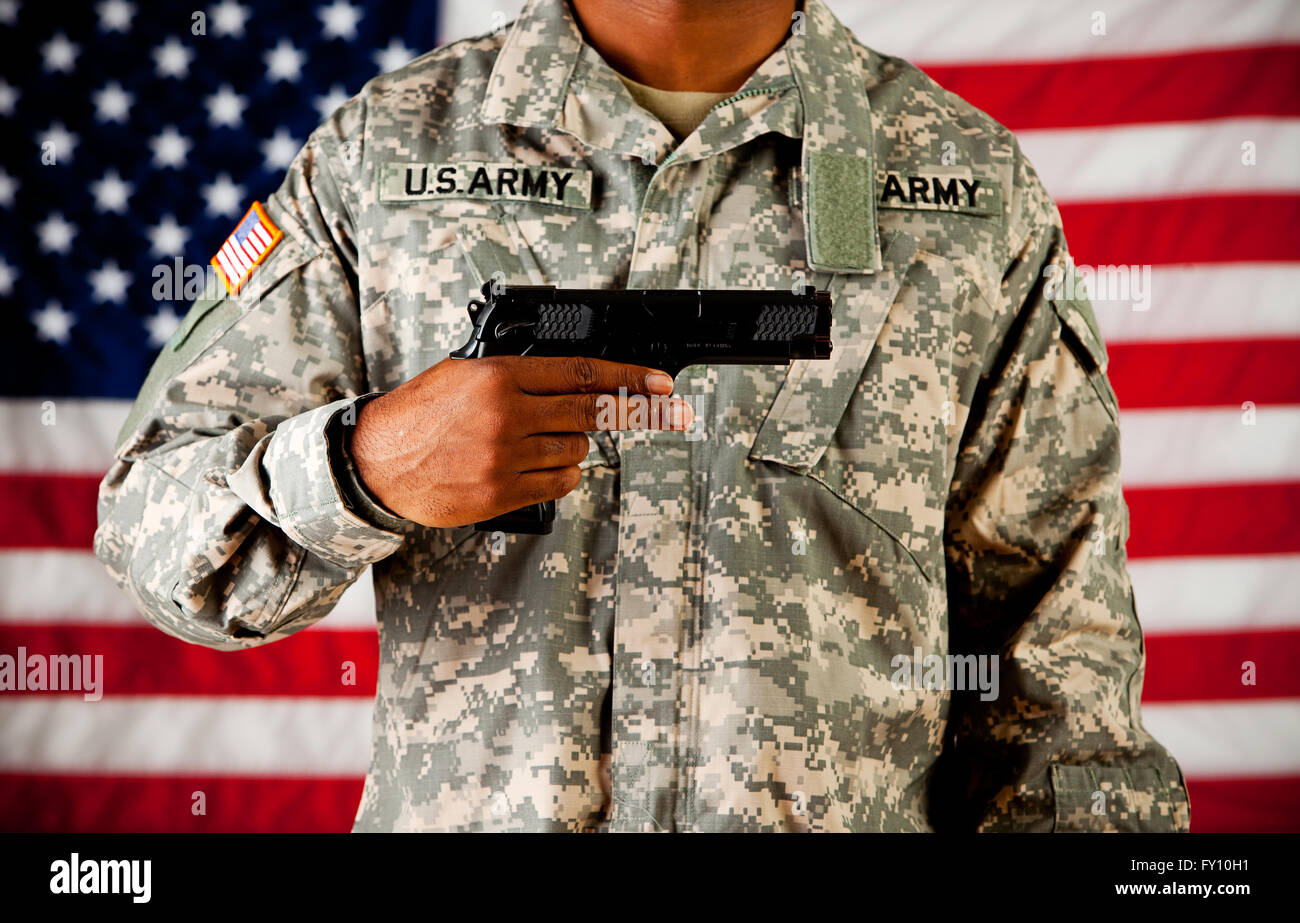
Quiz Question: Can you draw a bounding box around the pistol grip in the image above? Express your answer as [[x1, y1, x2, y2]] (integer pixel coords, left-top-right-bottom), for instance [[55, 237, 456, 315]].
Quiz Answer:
[[474, 500, 556, 535]]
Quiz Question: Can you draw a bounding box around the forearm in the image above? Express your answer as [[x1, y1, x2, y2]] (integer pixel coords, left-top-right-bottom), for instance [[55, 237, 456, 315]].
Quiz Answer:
[[95, 398, 403, 649]]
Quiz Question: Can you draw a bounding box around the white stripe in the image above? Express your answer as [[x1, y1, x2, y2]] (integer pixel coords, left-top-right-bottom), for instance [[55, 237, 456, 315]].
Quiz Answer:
[[215, 250, 241, 287], [14, 550, 1284, 638], [438, 0, 524, 44], [5, 391, 1300, 487], [1120, 405, 1300, 487], [439, 1, 1300, 64], [0, 550, 377, 629], [240, 237, 261, 263], [441, 0, 1300, 59], [1021, 118, 1300, 203], [10, 551, 1294, 639], [222, 240, 250, 275], [0, 398, 127, 473], [1131, 555, 1300, 635], [826, 0, 1300, 63], [0, 695, 1293, 778], [222, 240, 252, 275], [13, 550, 1294, 637], [1091, 264, 1300, 343], [0, 697, 371, 775], [245, 233, 267, 258], [251, 222, 273, 248], [1142, 700, 1300, 777]]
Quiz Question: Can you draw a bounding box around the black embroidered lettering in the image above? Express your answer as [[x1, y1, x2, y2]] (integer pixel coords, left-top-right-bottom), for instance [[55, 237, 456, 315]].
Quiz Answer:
[[404, 166, 427, 196], [521, 169, 547, 198], [932, 177, 959, 206], [467, 167, 494, 195], [550, 170, 573, 201]]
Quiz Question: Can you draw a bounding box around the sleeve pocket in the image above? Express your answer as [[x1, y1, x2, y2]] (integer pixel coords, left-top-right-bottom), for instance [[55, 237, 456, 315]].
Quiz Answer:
[[1050, 296, 1120, 423], [116, 239, 319, 454], [1050, 763, 1168, 832]]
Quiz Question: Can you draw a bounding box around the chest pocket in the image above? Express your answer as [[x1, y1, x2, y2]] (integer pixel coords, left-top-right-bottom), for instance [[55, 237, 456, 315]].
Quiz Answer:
[[748, 228, 949, 579]]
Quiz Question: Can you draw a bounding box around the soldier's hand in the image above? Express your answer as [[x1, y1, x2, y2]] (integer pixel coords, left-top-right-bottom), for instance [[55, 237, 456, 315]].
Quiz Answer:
[[350, 355, 692, 527]]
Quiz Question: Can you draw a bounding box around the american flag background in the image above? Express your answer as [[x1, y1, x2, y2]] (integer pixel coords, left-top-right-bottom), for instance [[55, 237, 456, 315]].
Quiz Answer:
[[0, 0, 1296, 832]]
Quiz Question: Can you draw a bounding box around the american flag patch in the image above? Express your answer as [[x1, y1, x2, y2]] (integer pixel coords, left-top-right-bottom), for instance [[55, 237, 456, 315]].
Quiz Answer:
[[210, 202, 283, 294]]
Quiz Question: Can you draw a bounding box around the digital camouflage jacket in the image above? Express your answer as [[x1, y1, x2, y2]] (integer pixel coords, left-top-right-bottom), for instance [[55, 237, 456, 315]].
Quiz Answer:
[[95, 0, 1191, 832]]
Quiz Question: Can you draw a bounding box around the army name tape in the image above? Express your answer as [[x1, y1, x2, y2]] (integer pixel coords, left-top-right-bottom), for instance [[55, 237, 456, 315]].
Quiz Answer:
[[876, 170, 1000, 217], [379, 161, 594, 209]]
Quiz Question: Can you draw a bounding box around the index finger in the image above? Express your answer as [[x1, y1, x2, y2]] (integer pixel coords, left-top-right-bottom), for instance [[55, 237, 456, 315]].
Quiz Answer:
[[507, 356, 675, 397]]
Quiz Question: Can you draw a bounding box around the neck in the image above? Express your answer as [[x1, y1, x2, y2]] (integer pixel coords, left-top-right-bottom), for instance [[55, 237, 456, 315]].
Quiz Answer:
[[569, 0, 799, 93]]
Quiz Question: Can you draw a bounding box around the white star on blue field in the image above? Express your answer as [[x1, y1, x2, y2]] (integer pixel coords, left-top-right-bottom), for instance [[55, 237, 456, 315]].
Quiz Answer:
[[0, 0, 439, 397]]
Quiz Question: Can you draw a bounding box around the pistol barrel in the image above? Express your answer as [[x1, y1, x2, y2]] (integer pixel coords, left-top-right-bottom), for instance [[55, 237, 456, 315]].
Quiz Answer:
[[451, 283, 832, 378]]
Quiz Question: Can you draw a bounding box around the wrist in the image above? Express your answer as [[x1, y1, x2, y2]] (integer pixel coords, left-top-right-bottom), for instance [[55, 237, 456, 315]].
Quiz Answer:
[[329, 394, 408, 530], [349, 394, 389, 490]]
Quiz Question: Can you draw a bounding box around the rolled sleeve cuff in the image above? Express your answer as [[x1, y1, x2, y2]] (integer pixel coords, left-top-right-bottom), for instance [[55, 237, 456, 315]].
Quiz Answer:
[[261, 398, 406, 567]]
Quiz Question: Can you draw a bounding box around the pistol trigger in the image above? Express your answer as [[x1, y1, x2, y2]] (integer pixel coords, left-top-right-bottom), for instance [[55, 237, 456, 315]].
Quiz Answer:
[[494, 320, 534, 338]]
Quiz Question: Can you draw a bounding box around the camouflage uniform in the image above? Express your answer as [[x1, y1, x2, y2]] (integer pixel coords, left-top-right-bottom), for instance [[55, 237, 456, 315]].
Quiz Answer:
[[95, 0, 1190, 831]]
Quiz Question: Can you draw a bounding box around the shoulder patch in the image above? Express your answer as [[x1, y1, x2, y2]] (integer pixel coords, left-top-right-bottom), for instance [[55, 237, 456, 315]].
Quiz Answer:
[[378, 162, 593, 209], [210, 201, 283, 294], [876, 168, 1001, 218]]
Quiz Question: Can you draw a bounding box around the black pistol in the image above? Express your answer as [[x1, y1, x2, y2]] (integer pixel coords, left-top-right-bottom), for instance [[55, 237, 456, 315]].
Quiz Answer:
[[449, 282, 833, 535]]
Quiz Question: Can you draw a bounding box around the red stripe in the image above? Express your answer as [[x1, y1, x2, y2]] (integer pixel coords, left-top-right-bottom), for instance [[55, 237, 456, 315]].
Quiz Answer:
[[921, 45, 1300, 130], [23, 618, 1297, 703], [0, 474, 98, 549], [1185, 776, 1300, 832], [1125, 481, 1300, 558], [1108, 339, 1300, 409], [4, 481, 1300, 560], [1059, 196, 1300, 266], [0, 773, 362, 832], [0, 625, 377, 697], [1142, 629, 1300, 701], [2, 616, 1294, 705]]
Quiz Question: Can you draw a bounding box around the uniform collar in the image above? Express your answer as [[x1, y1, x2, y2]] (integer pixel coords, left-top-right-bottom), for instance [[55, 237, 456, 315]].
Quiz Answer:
[[480, 0, 881, 273]]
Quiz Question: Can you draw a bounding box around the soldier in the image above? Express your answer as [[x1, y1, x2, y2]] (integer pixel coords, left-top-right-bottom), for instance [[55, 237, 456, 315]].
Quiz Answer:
[[95, 0, 1190, 831]]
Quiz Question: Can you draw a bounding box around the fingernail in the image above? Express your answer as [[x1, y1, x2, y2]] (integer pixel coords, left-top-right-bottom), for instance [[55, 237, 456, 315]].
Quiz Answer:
[[668, 399, 694, 429], [646, 372, 674, 395]]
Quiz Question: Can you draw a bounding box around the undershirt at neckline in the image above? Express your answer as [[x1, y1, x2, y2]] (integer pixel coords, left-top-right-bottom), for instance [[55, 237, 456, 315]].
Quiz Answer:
[[613, 71, 734, 141]]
